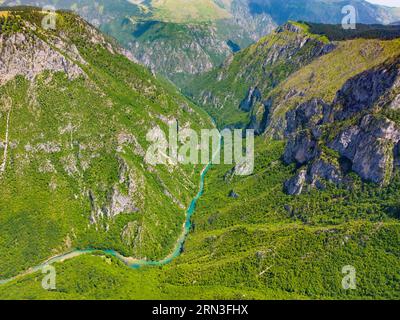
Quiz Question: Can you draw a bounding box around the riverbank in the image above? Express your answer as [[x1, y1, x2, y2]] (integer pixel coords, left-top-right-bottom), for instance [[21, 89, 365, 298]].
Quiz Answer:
[[0, 161, 212, 285]]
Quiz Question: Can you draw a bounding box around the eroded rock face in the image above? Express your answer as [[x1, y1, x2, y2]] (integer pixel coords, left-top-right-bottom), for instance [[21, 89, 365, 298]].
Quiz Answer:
[[308, 159, 343, 188], [192, 21, 336, 130], [334, 62, 400, 121], [121, 221, 144, 252], [284, 110, 400, 193], [89, 159, 144, 222], [284, 169, 307, 195], [390, 94, 400, 110], [276, 23, 302, 34], [128, 24, 230, 78], [285, 99, 331, 137], [107, 187, 140, 219], [247, 99, 270, 134], [0, 33, 84, 85], [282, 58, 400, 194], [284, 159, 343, 195], [240, 87, 262, 112], [330, 115, 400, 184], [283, 131, 319, 165]]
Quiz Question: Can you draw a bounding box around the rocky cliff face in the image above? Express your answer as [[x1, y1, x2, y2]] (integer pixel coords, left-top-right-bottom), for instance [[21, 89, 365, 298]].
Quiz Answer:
[[282, 58, 400, 194], [0, 32, 83, 85], [239, 87, 262, 112], [125, 22, 231, 79], [0, 9, 212, 268], [228, 0, 277, 41], [186, 22, 335, 128], [183, 17, 400, 195], [4, 0, 399, 86]]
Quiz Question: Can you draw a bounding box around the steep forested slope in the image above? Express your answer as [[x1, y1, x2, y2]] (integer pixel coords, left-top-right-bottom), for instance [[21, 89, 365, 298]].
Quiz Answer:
[[184, 22, 335, 128], [187, 22, 400, 131], [1, 138, 399, 300], [0, 8, 400, 301], [0, 8, 212, 279], [2, 0, 400, 84]]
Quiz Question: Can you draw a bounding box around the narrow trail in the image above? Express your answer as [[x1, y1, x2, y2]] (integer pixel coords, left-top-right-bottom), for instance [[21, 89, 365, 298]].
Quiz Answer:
[[0, 108, 11, 175]]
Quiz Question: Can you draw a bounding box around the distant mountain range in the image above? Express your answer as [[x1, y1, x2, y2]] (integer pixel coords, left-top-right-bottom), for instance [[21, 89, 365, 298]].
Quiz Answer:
[[1, 8, 400, 299], [1, 0, 400, 83], [0, 7, 212, 280]]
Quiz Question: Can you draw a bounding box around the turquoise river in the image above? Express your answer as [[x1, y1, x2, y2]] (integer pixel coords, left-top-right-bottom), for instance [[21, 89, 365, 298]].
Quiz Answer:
[[0, 162, 212, 285]]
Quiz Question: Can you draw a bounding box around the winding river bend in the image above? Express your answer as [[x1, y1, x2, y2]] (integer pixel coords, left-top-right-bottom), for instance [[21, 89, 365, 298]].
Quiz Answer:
[[0, 162, 212, 285]]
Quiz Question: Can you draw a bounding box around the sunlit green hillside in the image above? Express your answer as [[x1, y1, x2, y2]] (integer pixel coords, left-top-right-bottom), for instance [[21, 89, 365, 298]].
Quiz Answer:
[[0, 8, 211, 280]]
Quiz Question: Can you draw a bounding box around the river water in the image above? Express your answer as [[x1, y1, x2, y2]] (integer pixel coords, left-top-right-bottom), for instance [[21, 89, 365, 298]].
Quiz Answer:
[[0, 162, 212, 284]]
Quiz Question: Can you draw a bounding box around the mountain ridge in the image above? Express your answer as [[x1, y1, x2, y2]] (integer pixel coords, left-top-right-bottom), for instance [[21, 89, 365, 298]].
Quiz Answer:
[[2, 0, 400, 83], [0, 6, 400, 301], [0, 7, 213, 279]]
